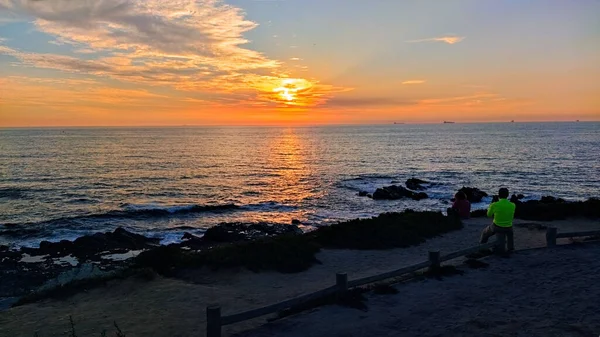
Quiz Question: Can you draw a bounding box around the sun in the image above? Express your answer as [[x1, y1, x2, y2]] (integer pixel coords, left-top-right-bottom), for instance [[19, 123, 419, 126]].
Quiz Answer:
[[272, 78, 311, 105]]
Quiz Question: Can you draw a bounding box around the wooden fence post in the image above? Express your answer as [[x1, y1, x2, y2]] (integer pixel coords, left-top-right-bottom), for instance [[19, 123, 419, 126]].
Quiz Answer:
[[428, 251, 440, 272], [546, 227, 557, 247], [336, 273, 348, 293], [207, 305, 222, 337]]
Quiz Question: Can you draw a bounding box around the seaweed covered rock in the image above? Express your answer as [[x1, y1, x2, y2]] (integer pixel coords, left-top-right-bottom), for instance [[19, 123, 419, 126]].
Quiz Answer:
[[373, 185, 428, 201], [405, 178, 428, 191], [459, 187, 488, 203], [312, 210, 462, 250]]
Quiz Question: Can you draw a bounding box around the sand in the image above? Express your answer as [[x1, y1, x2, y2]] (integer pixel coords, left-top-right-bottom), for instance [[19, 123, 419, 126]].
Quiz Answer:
[[0, 217, 598, 337]]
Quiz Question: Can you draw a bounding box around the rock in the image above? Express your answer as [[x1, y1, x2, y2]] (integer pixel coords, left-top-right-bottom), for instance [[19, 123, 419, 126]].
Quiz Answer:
[[181, 232, 199, 241], [0, 245, 7, 252], [459, 187, 489, 203], [541, 196, 566, 203], [357, 191, 369, 197], [413, 192, 429, 201], [367, 193, 373, 199], [405, 178, 428, 191], [291, 219, 301, 225], [204, 222, 303, 243], [373, 185, 428, 201], [517, 194, 525, 199]]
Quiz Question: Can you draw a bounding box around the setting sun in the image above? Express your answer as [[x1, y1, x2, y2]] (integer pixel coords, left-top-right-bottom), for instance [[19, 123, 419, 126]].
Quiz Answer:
[[272, 79, 312, 105]]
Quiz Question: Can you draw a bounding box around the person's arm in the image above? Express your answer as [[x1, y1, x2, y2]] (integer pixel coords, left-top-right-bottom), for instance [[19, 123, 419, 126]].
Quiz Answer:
[[487, 202, 495, 218]]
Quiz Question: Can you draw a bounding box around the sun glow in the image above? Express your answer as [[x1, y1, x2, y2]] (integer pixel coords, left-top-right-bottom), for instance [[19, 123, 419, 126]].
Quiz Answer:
[[271, 78, 313, 105]]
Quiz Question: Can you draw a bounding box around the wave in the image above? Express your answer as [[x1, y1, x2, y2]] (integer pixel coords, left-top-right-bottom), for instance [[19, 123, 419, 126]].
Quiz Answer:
[[0, 203, 239, 233]]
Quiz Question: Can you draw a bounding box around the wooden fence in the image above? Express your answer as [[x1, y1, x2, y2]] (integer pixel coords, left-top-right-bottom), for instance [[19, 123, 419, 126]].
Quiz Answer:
[[206, 227, 600, 337]]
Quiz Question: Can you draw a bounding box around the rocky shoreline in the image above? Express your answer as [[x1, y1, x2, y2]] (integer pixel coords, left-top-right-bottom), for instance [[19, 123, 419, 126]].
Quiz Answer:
[[1, 188, 598, 309]]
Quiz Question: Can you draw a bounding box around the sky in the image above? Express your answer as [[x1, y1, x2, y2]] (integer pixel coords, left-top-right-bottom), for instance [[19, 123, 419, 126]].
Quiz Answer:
[[0, 0, 599, 126]]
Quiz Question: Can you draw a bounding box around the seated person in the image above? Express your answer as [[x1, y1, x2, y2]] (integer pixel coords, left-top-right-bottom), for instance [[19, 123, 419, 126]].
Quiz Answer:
[[448, 191, 471, 219]]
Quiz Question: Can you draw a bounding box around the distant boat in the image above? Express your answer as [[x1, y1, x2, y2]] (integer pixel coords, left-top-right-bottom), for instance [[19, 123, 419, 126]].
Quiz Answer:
[[393, 122, 404, 125], [576, 120, 580, 122], [443, 121, 455, 124], [511, 120, 515, 123]]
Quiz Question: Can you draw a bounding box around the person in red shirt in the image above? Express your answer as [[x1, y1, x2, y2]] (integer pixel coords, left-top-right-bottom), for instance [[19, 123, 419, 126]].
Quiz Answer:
[[449, 191, 471, 219]]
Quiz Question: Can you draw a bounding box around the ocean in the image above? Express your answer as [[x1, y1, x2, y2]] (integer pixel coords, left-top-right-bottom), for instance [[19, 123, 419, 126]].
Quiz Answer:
[[1, 122, 598, 247]]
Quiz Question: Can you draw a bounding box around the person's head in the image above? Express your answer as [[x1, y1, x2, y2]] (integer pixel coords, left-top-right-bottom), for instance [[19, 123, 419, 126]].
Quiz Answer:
[[455, 191, 467, 201], [498, 187, 509, 199]]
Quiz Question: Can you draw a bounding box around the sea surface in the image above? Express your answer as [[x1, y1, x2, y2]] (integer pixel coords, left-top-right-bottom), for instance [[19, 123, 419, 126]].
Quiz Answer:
[[1, 122, 598, 247]]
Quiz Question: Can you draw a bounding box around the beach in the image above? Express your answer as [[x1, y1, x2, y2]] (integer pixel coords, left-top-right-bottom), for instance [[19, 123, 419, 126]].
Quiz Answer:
[[1, 216, 598, 336]]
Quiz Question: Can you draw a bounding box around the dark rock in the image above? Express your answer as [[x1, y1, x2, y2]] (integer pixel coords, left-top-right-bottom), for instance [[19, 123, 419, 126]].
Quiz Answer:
[[517, 194, 525, 199], [459, 187, 489, 203], [203, 222, 302, 243], [357, 191, 368, 197], [373, 185, 428, 201], [0, 245, 7, 252], [414, 192, 429, 200], [540, 195, 566, 203], [510, 194, 520, 203], [366, 194, 373, 198], [182, 232, 200, 241], [291, 219, 301, 225], [405, 178, 428, 191]]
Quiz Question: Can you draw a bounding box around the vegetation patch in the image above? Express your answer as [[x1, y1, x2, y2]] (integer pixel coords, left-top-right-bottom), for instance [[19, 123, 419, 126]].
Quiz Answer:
[[311, 210, 463, 250], [137, 210, 463, 275], [135, 234, 321, 275], [471, 198, 600, 221], [515, 198, 600, 221]]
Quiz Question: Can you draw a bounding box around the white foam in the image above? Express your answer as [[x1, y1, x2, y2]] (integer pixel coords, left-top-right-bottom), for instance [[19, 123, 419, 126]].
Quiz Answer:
[[100, 249, 145, 261], [19, 254, 48, 264], [53, 255, 78, 267]]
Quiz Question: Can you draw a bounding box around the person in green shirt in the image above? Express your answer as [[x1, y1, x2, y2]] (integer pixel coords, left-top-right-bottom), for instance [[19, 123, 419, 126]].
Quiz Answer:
[[479, 187, 516, 251]]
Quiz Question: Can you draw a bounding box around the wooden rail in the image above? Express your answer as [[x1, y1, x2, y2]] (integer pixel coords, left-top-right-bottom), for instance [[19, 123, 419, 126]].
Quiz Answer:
[[207, 228, 599, 337], [546, 228, 600, 247], [206, 240, 501, 337]]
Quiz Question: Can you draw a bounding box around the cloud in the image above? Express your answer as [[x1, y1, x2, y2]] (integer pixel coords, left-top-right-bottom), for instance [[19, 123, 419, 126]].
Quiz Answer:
[[323, 96, 415, 108], [406, 36, 465, 44], [0, 0, 347, 108], [402, 80, 426, 85]]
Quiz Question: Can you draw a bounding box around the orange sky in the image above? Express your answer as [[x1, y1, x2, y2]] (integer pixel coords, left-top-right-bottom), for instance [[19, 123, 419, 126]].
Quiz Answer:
[[0, 0, 599, 126]]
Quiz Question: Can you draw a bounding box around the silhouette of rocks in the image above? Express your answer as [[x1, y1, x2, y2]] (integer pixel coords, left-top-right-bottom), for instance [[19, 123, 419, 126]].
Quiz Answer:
[[357, 191, 369, 197], [373, 185, 429, 201], [540, 195, 566, 203], [21, 227, 160, 260], [405, 178, 428, 191], [459, 187, 488, 203]]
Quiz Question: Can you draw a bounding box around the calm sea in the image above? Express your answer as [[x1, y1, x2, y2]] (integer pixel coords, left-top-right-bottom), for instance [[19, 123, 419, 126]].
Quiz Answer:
[[1, 122, 598, 247]]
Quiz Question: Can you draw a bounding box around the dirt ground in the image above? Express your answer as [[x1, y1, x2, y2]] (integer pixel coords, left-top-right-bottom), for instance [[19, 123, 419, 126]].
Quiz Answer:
[[0, 217, 597, 337]]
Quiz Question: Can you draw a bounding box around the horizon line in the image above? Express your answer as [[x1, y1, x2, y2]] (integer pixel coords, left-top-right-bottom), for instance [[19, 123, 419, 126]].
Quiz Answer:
[[1, 120, 597, 129]]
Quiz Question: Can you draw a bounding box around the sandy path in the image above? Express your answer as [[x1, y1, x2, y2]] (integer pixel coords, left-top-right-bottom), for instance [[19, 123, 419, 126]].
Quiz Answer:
[[236, 242, 600, 337], [0, 218, 597, 336]]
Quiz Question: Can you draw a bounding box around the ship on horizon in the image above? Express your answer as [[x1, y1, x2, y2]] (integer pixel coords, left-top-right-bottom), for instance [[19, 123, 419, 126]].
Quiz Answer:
[[443, 121, 455, 124]]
